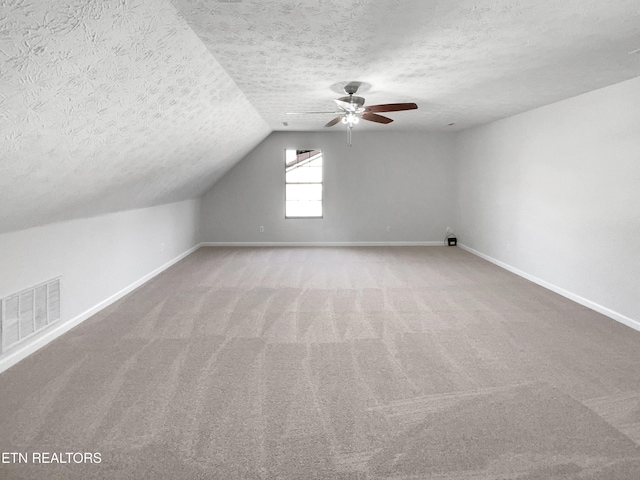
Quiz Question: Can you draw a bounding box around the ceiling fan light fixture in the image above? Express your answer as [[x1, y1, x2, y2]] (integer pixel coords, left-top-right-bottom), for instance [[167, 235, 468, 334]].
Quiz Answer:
[[341, 113, 359, 127], [341, 112, 359, 126]]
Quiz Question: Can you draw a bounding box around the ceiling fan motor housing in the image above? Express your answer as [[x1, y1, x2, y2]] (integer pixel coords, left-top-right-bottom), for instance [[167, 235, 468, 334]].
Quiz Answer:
[[337, 95, 365, 108]]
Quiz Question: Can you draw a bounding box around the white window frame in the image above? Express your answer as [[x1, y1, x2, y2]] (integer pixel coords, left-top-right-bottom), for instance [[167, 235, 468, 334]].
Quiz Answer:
[[285, 149, 323, 219]]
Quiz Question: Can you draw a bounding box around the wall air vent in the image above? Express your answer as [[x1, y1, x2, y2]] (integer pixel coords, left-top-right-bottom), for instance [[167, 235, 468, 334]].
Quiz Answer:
[[1, 278, 61, 353]]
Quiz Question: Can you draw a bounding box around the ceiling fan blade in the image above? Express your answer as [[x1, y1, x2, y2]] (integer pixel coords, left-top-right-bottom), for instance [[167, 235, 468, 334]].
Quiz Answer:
[[324, 116, 343, 127], [365, 103, 418, 113], [286, 111, 342, 115], [362, 112, 393, 124]]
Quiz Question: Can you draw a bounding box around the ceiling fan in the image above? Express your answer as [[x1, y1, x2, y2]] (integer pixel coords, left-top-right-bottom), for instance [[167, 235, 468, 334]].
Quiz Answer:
[[286, 81, 418, 146]]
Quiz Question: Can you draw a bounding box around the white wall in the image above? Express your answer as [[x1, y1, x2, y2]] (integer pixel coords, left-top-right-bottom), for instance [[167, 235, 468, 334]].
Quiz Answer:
[[455, 76, 640, 324], [200, 130, 456, 244], [0, 198, 201, 370]]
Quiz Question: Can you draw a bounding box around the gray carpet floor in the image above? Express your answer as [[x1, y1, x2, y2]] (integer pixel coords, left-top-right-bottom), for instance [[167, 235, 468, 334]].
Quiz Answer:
[[1, 246, 640, 479]]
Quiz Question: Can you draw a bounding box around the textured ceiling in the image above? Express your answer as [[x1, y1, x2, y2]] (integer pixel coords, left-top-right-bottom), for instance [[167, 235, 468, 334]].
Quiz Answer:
[[0, 0, 269, 233], [172, 0, 640, 132], [2, 0, 640, 233]]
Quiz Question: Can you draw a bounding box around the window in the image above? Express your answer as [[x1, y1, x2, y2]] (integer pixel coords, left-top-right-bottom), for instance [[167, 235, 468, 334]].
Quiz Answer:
[[285, 149, 322, 218]]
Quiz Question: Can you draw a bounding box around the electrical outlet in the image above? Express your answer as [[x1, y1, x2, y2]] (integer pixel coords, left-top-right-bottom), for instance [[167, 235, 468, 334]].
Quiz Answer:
[[446, 227, 452, 234], [387, 226, 391, 232], [259, 226, 264, 233]]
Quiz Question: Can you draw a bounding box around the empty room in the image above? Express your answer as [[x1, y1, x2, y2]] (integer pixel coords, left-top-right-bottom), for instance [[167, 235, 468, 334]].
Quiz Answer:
[[1, 0, 640, 479]]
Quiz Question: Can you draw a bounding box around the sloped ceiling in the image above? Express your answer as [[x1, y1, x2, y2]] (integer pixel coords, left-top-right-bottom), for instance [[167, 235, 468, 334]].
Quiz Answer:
[[0, 0, 270, 234], [2, 0, 640, 234], [173, 0, 640, 131]]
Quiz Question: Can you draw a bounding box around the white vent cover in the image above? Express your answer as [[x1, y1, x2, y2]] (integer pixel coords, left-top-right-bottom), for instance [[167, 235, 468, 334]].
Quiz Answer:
[[1, 278, 61, 353]]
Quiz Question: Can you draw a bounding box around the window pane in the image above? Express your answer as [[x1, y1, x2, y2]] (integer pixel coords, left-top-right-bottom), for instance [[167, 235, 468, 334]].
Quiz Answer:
[[285, 149, 322, 168], [285, 149, 322, 219], [285, 149, 297, 164], [286, 184, 322, 201], [286, 201, 322, 217], [286, 166, 322, 183]]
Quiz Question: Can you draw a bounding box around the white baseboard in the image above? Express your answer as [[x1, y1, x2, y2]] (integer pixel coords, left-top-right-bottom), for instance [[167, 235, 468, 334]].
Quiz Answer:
[[459, 244, 640, 333], [0, 243, 201, 374], [10, 241, 632, 373], [200, 241, 445, 247]]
